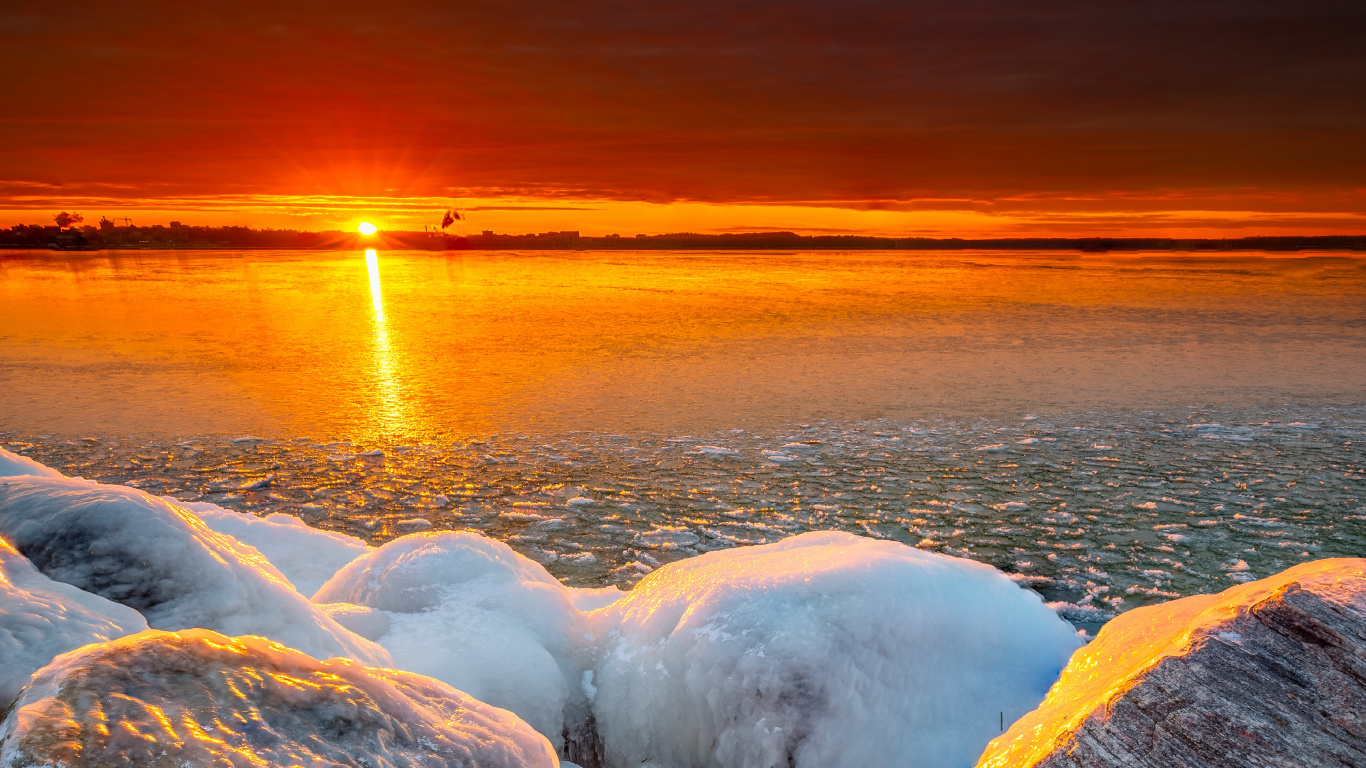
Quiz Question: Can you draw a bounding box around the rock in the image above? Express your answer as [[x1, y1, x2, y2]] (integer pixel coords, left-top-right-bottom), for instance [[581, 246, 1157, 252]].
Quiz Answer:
[[977, 558, 1366, 768], [0, 537, 147, 705], [0, 475, 388, 666], [174, 498, 371, 597], [589, 531, 1081, 768], [314, 532, 593, 754], [0, 628, 558, 768]]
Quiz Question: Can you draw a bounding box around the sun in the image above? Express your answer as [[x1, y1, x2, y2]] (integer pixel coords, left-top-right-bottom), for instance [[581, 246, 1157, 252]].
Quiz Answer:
[[358, 222, 378, 236]]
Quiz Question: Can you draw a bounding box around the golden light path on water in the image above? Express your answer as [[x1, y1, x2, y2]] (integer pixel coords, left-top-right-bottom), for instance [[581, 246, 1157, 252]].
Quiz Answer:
[[364, 249, 423, 440], [1, 249, 1365, 440]]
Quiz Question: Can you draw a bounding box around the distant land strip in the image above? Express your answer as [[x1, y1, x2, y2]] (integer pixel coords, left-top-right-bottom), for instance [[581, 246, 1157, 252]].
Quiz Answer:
[[4, 224, 1365, 253]]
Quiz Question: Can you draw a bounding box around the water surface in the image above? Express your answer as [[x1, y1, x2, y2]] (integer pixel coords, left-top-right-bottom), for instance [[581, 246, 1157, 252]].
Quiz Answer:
[[3, 249, 1363, 629]]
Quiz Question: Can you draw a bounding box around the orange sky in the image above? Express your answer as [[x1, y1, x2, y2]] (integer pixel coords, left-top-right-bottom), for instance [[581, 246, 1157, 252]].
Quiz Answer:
[[3, 0, 1364, 237]]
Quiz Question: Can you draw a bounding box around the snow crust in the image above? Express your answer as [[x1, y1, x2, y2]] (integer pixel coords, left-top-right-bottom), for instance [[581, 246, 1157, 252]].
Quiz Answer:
[[0, 476, 388, 666], [0, 537, 147, 704], [314, 532, 591, 750], [588, 531, 1082, 768], [977, 557, 1366, 768], [0, 449, 62, 480], [175, 499, 371, 596], [0, 628, 558, 768], [568, 585, 626, 612]]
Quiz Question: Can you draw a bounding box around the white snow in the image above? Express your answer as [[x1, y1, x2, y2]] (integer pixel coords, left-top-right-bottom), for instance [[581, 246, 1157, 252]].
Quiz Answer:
[[0, 537, 148, 703], [0, 475, 388, 666], [587, 531, 1081, 768], [568, 585, 627, 612], [0, 448, 63, 479], [314, 531, 592, 750], [0, 628, 558, 768], [175, 499, 371, 596]]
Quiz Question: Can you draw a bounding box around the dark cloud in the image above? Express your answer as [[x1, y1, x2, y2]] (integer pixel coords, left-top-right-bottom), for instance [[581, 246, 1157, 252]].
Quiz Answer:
[[2, 0, 1364, 210]]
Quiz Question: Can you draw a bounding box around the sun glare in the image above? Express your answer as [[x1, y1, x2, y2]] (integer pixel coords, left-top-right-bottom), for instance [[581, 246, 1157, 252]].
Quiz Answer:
[[358, 222, 378, 236]]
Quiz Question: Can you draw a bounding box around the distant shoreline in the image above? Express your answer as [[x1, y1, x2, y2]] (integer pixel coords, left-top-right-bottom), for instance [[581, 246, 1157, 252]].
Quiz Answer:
[[3, 226, 1365, 253]]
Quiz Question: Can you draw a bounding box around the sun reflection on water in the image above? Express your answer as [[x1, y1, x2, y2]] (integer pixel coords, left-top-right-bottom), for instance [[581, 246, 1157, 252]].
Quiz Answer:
[[363, 249, 420, 439], [366, 249, 385, 320]]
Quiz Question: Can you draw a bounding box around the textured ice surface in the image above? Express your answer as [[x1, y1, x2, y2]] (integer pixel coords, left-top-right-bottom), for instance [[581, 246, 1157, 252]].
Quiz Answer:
[[177, 498, 370, 597], [0, 537, 147, 704], [589, 531, 1081, 768], [315, 532, 591, 749], [5, 406, 1362, 633], [0, 476, 388, 665], [0, 628, 558, 768]]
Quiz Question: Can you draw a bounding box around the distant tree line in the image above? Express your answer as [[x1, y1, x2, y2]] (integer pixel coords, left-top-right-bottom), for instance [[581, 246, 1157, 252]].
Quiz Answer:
[[1, 219, 1363, 252]]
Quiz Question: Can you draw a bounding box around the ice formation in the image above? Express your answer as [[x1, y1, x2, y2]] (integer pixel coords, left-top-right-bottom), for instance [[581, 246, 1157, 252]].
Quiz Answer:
[[315, 532, 592, 750], [977, 558, 1366, 768], [0, 448, 62, 479], [0, 628, 558, 768], [176, 499, 370, 597], [0, 475, 388, 666], [0, 537, 147, 704], [589, 531, 1082, 768]]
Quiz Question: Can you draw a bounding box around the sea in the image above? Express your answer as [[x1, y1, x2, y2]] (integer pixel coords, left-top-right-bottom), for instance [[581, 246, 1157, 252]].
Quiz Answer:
[[2, 248, 1363, 633]]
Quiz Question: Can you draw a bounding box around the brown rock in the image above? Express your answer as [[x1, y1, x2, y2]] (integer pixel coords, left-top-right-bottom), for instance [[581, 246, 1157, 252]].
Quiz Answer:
[[977, 558, 1366, 768]]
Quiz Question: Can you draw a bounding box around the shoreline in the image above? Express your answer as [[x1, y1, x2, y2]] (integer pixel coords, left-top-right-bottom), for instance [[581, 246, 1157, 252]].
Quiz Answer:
[[4, 232, 1366, 253]]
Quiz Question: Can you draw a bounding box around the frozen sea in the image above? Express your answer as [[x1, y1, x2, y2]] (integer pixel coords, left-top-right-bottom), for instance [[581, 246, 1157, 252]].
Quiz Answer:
[[3, 248, 1364, 632]]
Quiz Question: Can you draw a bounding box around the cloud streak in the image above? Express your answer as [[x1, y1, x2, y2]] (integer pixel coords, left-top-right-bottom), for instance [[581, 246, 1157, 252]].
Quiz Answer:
[[1, 0, 1363, 233]]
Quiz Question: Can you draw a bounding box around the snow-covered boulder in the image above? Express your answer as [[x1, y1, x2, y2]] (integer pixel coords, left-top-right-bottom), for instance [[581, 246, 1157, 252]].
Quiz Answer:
[[314, 532, 592, 753], [0, 476, 388, 666], [976, 558, 1366, 768], [0, 537, 147, 704], [0, 628, 559, 768], [589, 531, 1081, 768], [176, 499, 370, 596], [0, 448, 62, 479]]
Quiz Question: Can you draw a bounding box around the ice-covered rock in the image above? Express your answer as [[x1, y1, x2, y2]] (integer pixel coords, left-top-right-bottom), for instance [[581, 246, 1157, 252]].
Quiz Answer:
[[0, 476, 388, 666], [0, 537, 147, 705], [588, 531, 1081, 768], [315, 532, 592, 752], [317, 601, 393, 640], [977, 558, 1366, 768], [0, 628, 558, 768], [0, 448, 62, 479], [175, 499, 371, 596]]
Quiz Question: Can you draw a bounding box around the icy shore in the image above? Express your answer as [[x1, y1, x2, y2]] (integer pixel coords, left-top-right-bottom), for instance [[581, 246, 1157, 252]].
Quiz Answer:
[[2, 447, 1360, 767]]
